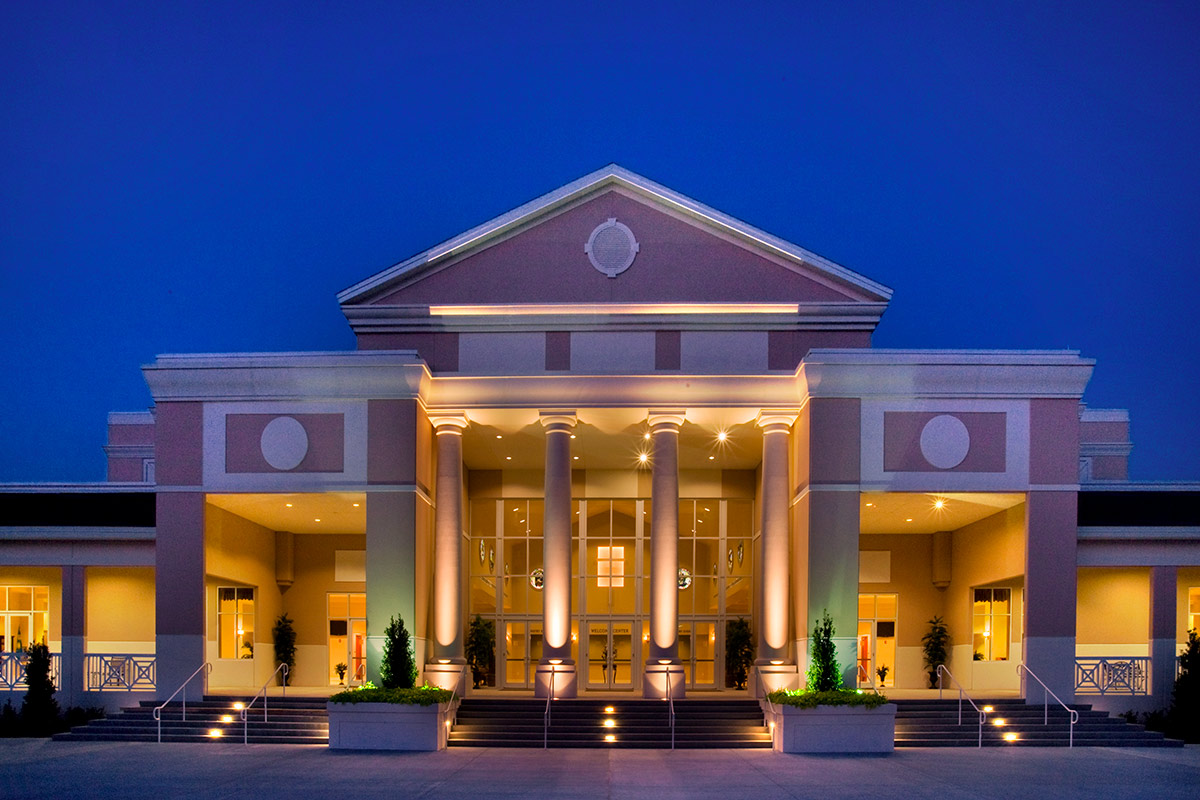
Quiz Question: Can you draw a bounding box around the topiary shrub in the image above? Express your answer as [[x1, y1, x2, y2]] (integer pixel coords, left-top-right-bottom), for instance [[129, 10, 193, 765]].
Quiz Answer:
[[725, 618, 754, 690], [381, 614, 418, 689], [21, 643, 60, 736], [806, 610, 842, 692]]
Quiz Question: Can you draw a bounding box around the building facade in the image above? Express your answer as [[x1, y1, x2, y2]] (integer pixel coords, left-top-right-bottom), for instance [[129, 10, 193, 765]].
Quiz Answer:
[[3, 166, 1198, 714]]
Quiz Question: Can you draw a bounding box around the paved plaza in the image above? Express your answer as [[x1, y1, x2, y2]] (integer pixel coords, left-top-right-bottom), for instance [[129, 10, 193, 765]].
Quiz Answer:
[[2, 740, 1199, 799]]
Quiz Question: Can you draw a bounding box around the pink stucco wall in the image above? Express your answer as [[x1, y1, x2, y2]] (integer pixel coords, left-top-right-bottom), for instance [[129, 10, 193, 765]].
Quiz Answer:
[[767, 331, 871, 370], [107, 423, 155, 446], [808, 398, 861, 485], [357, 332, 459, 372], [368, 190, 863, 306], [156, 492, 206, 636], [1025, 491, 1078, 639], [1030, 399, 1080, 485], [882, 411, 1007, 473], [155, 402, 203, 487], [367, 399, 417, 485], [225, 413, 345, 473], [1079, 420, 1129, 444], [107, 458, 146, 482]]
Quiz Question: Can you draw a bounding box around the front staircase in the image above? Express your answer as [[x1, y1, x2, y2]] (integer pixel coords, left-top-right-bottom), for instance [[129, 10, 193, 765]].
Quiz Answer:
[[892, 698, 1182, 747], [53, 695, 329, 744], [450, 698, 772, 748]]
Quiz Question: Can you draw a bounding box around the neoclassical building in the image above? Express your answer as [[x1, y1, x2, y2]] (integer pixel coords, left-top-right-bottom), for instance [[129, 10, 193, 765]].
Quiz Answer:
[[2, 166, 1197, 714]]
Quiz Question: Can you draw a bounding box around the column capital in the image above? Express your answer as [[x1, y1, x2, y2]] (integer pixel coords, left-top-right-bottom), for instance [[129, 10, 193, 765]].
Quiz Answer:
[[429, 411, 469, 433], [756, 409, 798, 432], [539, 410, 577, 431], [648, 409, 687, 431]]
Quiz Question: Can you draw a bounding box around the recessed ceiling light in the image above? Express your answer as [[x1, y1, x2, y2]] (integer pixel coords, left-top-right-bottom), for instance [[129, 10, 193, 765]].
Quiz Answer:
[[708, 455, 715, 460], [933, 498, 946, 510], [638, 453, 648, 464], [570, 434, 576, 439], [573, 456, 579, 460], [865, 502, 874, 507], [285, 503, 293, 508], [644, 433, 651, 440], [496, 434, 503, 439], [314, 518, 321, 523], [505, 456, 512, 461], [905, 518, 913, 523], [352, 503, 360, 507], [717, 431, 728, 442]]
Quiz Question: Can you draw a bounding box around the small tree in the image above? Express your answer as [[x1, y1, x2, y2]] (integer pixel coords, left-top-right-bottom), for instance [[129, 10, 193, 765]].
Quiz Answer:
[[806, 610, 841, 692], [21, 643, 60, 736], [381, 614, 417, 689], [725, 618, 754, 690], [272, 613, 296, 686], [922, 616, 951, 689], [465, 615, 495, 688]]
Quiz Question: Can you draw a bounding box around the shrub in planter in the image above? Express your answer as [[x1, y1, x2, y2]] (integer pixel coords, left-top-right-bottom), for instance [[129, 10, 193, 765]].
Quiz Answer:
[[465, 615, 495, 688], [806, 610, 842, 691], [327, 684, 456, 751], [381, 614, 418, 689], [725, 618, 753, 690], [273, 613, 296, 685], [922, 616, 950, 689]]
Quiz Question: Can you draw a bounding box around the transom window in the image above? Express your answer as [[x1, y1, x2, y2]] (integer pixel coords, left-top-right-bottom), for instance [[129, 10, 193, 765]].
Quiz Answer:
[[218, 587, 255, 659], [972, 587, 1011, 661], [597, 546, 626, 587]]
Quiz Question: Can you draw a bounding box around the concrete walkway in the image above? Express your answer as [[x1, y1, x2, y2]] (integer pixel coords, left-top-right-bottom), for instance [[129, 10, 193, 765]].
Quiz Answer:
[[2, 739, 1198, 799]]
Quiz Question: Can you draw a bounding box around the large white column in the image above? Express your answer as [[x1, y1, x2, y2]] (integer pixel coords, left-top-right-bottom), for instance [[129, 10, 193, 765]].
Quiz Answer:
[[426, 412, 469, 692], [755, 410, 798, 694], [536, 411, 577, 698], [645, 410, 686, 699]]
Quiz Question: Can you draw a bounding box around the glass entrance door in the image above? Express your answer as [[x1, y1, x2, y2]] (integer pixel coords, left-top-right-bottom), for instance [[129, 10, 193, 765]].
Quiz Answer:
[[328, 593, 367, 686], [586, 620, 635, 690], [679, 621, 717, 689], [503, 620, 543, 689], [857, 594, 897, 688]]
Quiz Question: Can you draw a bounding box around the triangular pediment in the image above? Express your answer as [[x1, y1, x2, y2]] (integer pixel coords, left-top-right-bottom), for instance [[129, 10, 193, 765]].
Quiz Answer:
[[338, 166, 892, 312]]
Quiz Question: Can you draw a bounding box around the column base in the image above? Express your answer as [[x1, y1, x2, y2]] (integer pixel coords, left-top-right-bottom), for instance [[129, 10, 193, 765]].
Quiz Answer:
[[424, 660, 468, 694], [534, 659, 577, 698], [753, 661, 799, 697], [643, 661, 686, 699]]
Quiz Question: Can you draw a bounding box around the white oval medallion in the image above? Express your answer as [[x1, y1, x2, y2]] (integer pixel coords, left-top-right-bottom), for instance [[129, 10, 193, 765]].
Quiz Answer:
[[260, 416, 309, 471], [919, 414, 971, 470]]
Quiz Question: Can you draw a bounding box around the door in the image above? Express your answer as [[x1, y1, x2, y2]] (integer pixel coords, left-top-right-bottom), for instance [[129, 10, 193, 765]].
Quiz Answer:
[[586, 620, 635, 690], [857, 593, 897, 688], [503, 621, 543, 689], [328, 593, 367, 686]]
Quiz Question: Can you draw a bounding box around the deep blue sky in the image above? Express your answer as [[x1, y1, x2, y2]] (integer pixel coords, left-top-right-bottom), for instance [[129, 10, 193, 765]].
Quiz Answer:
[[2, 1, 1198, 483]]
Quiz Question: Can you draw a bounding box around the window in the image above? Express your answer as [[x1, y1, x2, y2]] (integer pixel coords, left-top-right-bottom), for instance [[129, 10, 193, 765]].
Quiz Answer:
[[597, 546, 625, 588], [1189, 587, 1200, 633], [218, 587, 254, 659], [1, 586, 50, 653], [972, 588, 1011, 661]]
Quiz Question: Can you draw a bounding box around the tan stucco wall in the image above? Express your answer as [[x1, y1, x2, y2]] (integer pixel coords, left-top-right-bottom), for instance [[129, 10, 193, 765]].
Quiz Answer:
[[286, 533, 365, 686], [204, 504, 283, 687], [86, 567, 155, 652], [1076, 567, 1150, 654]]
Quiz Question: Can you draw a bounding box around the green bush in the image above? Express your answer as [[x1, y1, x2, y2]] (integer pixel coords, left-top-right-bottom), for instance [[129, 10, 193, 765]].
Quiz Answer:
[[21, 643, 60, 736], [381, 614, 417, 689], [329, 685, 452, 705], [465, 615, 495, 688], [922, 616, 950, 689], [805, 610, 842, 692], [767, 689, 890, 709]]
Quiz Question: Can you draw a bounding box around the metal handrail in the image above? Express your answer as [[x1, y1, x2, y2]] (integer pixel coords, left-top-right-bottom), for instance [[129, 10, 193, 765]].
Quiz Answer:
[[542, 666, 556, 750], [240, 663, 288, 745], [1018, 663, 1079, 748], [937, 664, 986, 748], [754, 667, 776, 720], [665, 668, 676, 751], [153, 661, 212, 743], [856, 663, 880, 694]]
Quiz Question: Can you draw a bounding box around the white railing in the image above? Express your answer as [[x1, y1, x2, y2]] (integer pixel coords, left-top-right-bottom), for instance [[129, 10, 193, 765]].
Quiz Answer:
[[937, 664, 986, 748], [84, 654, 156, 691], [856, 663, 880, 694], [153, 662, 212, 743], [664, 668, 676, 751], [1019, 663, 1079, 748], [0, 652, 62, 691], [240, 663, 288, 745], [1074, 657, 1151, 696]]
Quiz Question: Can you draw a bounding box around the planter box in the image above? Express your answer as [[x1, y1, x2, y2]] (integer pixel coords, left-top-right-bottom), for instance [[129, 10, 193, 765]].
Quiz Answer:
[[326, 701, 452, 751], [771, 703, 896, 754]]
